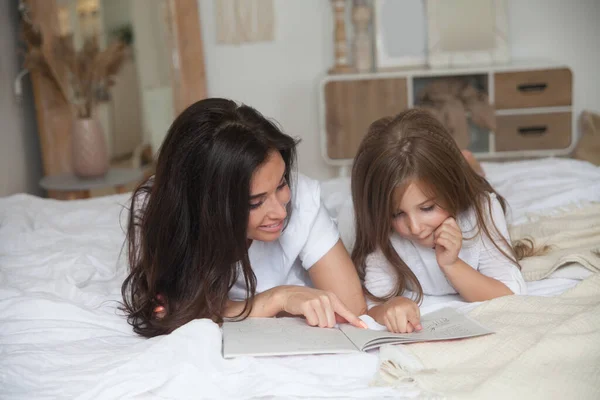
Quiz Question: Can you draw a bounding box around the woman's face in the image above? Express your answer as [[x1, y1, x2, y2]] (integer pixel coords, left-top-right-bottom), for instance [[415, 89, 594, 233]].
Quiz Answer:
[[247, 150, 291, 242]]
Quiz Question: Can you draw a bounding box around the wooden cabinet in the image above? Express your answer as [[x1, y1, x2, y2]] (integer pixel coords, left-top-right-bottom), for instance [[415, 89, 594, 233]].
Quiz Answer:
[[319, 63, 575, 172], [494, 68, 572, 109], [495, 112, 572, 151], [493, 67, 573, 155], [324, 78, 408, 159]]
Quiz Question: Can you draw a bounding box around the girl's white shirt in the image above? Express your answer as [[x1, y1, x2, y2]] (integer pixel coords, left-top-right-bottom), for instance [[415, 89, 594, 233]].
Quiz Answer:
[[337, 192, 527, 307]]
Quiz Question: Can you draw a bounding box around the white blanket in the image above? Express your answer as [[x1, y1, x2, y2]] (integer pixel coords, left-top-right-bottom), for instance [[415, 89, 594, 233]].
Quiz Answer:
[[0, 194, 403, 400], [1, 157, 600, 399], [483, 158, 600, 225], [376, 273, 600, 399]]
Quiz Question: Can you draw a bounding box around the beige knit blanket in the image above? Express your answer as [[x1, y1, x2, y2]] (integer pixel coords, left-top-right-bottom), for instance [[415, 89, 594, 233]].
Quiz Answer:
[[374, 273, 600, 399], [508, 203, 600, 281]]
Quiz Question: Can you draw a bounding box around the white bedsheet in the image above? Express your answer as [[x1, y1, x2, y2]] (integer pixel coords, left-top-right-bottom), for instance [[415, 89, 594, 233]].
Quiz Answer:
[[1, 157, 599, 399]]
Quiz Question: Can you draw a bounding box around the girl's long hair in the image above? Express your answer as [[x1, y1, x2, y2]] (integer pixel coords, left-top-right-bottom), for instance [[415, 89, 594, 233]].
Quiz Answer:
[[121, 98, 298, 337], [351, 109, 537, 303]]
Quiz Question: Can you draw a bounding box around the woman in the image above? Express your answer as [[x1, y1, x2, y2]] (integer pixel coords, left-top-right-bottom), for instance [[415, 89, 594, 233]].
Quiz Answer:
[[122, 98, 367, 337]]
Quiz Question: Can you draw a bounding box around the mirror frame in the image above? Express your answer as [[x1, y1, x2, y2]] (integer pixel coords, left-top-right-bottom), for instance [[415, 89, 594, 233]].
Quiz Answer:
[[23, 0, 207, 197]]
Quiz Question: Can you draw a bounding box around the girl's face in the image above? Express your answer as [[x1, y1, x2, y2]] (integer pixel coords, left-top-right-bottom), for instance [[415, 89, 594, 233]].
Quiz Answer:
[[246, 150, 291, 242], [391, 181, 450, 248]]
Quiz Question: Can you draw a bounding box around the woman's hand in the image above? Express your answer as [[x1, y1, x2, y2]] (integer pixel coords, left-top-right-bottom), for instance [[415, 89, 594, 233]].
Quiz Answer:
[[434, 217, 463, 269], [375, 296, 421, 333], [279, 286, 367, 329]]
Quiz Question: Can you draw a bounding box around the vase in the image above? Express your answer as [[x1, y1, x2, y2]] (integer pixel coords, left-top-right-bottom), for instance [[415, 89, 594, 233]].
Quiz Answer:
[[72, 118, 109, 178]]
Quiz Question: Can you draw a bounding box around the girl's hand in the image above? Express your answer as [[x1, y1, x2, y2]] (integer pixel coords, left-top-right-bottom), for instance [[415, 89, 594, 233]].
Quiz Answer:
[[434, 217, 463, 269], [280, 286, 367, 329], [379, 296, 422, 333]]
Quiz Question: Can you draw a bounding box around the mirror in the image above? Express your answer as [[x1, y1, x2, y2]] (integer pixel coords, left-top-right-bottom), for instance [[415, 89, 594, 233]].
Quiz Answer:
[[55, 0, 175, 164]]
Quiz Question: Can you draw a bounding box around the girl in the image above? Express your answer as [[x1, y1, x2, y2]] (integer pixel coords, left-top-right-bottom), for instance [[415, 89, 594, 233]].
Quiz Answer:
[[122, 98, 367, 337], [342, 109, 528, 333]]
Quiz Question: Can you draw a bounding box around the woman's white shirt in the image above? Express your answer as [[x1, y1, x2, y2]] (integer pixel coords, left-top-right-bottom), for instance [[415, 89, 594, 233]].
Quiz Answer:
[[228, 173, 340, 301]]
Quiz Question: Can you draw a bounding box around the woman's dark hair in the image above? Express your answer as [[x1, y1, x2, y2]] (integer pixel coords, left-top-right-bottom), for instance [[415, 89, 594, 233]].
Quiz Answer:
[[121, 98, 299, 337]]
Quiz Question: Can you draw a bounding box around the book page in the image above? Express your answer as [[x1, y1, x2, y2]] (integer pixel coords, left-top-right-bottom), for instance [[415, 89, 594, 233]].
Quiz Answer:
[[222, 317, 359, 358], [340, 307, 493, 351]]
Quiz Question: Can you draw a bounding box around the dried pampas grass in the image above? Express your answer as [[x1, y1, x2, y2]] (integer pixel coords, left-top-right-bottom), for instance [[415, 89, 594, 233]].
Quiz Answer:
[[21, 21, 127, 118]]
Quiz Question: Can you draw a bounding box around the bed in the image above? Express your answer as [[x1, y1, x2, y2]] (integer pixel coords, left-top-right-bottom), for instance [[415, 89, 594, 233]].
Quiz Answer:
[[1, 157, 600, 399]]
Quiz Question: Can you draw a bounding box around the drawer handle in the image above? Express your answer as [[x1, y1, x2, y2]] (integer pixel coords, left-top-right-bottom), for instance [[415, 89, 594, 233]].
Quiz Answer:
[[517, 83, 548, 93], [518, 126, 547, 135]]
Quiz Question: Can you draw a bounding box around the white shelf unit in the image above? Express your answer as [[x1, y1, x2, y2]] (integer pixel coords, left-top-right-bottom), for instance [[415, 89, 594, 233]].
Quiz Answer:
[[319, 62, 576, 175]]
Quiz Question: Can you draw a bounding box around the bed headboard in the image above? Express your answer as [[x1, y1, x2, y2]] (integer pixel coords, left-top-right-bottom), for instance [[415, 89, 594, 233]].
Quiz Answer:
[[319, 63, 575, 176]]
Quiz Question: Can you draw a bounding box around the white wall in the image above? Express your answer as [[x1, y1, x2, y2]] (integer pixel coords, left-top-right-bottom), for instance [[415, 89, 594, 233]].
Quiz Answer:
[[198, 0, 600, 181], [198, 0, 337, 180], [0, 1, 43, 197]]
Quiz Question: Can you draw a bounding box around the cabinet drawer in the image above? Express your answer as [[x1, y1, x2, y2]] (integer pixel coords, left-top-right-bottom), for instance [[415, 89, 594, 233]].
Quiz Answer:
[[324, 78, 408, 159], [495, 112, 571, 151], [494, 68, 572, 109]]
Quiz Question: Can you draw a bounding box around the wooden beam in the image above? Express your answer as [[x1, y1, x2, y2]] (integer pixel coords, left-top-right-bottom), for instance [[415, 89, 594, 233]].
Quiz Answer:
[[24, 0, 74, 179], [166, 0, 208, 115]]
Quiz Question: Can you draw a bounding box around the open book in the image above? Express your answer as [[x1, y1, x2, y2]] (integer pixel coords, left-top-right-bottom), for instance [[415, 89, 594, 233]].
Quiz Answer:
[[222, 307, 493, 358]]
